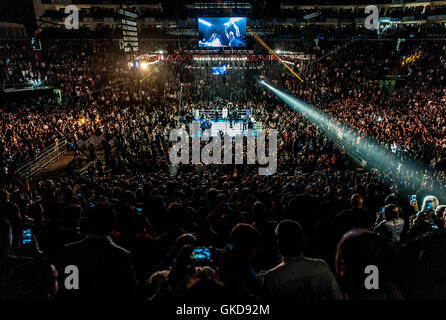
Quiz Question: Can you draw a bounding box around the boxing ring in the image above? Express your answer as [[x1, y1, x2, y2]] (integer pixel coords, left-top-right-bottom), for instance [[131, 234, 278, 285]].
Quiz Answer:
[[188, 108, 262, 137]]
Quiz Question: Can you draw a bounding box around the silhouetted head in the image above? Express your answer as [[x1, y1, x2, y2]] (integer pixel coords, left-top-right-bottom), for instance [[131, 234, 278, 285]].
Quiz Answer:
[[335, 229, 391, 299], [350, 194, 363, 209], [231, 223, 262, 259], [275, 219, 304, 258], [89, 202, 115, 235]]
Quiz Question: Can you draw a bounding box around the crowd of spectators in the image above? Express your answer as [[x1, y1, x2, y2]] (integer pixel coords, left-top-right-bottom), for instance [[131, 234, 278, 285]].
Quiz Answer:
[[0, 34, 445, 301], [282, 40, 446, 190]]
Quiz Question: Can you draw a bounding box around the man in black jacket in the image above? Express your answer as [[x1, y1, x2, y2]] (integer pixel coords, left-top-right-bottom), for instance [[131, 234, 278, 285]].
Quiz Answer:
[[334, 194, 375, 241], [59, 203, 137, 300]]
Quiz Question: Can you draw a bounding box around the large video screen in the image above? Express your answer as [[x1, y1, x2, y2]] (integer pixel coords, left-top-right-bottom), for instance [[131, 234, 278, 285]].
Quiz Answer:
[[212, 65, 228, 75], [198, 17, 247, 48]]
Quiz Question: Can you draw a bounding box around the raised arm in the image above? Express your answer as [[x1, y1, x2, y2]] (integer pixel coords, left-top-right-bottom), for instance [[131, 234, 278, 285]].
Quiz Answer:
[[225, 25, 230, 39], [233, 23, 240, 37]]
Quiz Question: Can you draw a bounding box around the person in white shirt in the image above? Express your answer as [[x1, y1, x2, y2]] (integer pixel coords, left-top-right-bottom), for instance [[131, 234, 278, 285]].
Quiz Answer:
[[374, 204, 405, 244], [260, 220, 342, 300], [222, 107, 228, 121]]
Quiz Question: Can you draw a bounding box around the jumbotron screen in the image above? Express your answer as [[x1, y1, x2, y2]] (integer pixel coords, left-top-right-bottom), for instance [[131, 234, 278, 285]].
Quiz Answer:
[[198, 17, 247, 48], [212, 65, 228, 75]]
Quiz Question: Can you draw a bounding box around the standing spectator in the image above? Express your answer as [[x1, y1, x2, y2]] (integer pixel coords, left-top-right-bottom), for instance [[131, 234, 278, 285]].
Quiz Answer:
[[335, 229, 403, 300], [59, 203, 137, 300], [334, 194, 375, 240], [374, 204, 405, 245], [434, 205, 446, 229], [407, 195, 441, 240], [261, 220, 342, 300]]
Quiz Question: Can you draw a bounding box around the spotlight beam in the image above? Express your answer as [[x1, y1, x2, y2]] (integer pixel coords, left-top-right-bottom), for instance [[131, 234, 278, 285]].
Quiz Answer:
[[248, 28, 304, 83], [139, 60, 159, 82], [261, 80, 396, 170], [261, 80, 445, 200]]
